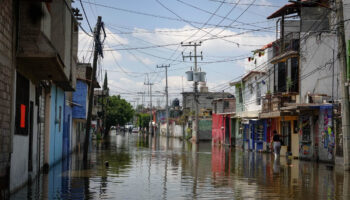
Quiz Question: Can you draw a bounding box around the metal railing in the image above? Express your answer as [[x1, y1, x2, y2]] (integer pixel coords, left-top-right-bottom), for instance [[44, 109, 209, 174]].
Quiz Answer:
[[272, 32, 300, 57]]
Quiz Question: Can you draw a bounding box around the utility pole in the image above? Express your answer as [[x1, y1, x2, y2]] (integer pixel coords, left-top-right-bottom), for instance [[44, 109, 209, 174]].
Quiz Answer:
[[84, 16, 103, 163], [137, 92, 145, 110], [144, 74, 154, 135], [157, 65, 170, 138], [182, 42, 203, 143], [336, 0, 350, 170]]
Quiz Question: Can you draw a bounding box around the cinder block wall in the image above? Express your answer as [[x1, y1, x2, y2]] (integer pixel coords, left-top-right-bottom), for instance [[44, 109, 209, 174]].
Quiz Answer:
[[0, 0, 14, 197]]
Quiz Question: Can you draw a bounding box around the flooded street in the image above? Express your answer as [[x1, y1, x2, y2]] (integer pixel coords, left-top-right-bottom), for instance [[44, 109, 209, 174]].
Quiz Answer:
[[11, 131, 350, 200]]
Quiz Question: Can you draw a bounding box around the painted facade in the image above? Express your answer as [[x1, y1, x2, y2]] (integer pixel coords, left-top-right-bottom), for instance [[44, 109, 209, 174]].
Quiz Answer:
[[211, 98, 235, 145], [49, 85, 65, 166], [223, 1, 343, 163], [8, 0, 79, 194]]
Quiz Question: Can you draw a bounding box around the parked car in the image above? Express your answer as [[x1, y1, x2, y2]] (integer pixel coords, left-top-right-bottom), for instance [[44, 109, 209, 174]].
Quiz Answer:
[[132, 127, 139, 133]]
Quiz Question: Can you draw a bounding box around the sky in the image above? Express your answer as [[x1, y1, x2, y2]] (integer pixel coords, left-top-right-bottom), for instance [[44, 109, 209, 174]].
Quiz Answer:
[[73, 0, 287, 108]]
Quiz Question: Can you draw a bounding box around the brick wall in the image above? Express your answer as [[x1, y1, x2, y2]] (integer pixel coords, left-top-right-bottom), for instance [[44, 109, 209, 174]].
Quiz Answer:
[[0, 0, 13, 196]]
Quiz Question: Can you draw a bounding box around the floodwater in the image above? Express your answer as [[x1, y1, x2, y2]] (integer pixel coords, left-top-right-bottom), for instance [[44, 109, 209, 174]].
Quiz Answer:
[[11, 131, 350, 200]]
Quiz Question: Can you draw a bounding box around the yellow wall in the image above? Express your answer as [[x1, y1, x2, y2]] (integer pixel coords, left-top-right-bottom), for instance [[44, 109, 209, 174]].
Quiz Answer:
[[275, 116, 298, 157]]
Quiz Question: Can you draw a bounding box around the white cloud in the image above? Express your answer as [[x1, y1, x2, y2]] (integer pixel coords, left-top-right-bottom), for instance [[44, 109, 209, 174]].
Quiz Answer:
[[127, 54, 155, 65], [78, 29, 128, 64]]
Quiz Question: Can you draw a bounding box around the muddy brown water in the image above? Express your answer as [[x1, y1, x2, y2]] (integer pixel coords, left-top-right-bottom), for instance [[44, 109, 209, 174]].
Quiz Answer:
[[10, 131, 350, 199]]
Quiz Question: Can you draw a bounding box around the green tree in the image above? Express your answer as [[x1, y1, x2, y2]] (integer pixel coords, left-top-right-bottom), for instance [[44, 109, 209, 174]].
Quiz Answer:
[[136, 113, 150, 132], [103, 72, 109, 96], [105, 95, 134, 134]]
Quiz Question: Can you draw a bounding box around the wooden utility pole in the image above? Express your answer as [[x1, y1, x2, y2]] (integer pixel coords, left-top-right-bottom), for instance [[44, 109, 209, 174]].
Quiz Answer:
[[336, 0, 350, 170], [157, 65, 170, 138], [144, 74, 154, 135], [84, 16, 103, 163], [182, 42, 203, 143]]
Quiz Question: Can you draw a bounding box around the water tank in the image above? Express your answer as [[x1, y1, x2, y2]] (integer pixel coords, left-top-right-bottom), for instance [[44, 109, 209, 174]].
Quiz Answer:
[[200, 82, 208, 92], [172, 98, 180, 107], [186, 71, 193, 81], [194, 72, 206, 82], [193, 72, 200, 82], [199, 72, 206, 82]]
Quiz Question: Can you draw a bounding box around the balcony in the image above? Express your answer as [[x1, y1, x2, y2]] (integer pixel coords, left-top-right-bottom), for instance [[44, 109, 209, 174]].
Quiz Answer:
[[261, 93, 297, 113], [16, 1, 77, 91], [271, 32, 299, 63]]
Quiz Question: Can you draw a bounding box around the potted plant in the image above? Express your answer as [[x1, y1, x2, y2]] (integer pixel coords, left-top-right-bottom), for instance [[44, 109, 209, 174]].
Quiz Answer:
[[286, 78, 293, 93], [265, 90, 272, 98]]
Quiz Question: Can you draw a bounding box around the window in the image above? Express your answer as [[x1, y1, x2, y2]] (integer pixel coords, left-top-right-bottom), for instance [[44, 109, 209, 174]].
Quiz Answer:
[[256, 82, 261, 105], [278, 62, 286, 93], [291, 57, 299, 92], [15, 73, 29, 135], [238, 87, 243, 103], [224, 101, 229, 109]]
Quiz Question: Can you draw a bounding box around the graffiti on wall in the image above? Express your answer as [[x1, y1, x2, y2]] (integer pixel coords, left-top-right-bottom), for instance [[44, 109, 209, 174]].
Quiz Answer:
[[320, 107, 334, 159], [299, 116, 311, 155]]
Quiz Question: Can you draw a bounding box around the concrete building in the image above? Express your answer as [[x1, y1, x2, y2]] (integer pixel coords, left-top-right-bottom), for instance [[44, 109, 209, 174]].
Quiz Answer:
[[0, 0, 16, 197], [230, 70, 268, 151], [257, 0, 342, 162], [9, 0, 78, 193], [182, 91, 232, 117], [182, 84, 232, 141], [92, 89, 107, 134], [212, 98, 236, 145], [71, 63, 99, 152]]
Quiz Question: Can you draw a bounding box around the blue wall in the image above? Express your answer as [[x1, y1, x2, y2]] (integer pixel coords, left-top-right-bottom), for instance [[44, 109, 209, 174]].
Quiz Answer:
[[49, 85, 65, 166], [63, 100, 72, 158], [72, 81, 88, 119]]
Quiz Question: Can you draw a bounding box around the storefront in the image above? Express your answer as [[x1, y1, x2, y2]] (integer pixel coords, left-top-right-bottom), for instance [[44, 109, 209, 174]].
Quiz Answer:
[[298, 105, 335, 162], [247, 120, 267, 151], [260, 115, 298, 157]]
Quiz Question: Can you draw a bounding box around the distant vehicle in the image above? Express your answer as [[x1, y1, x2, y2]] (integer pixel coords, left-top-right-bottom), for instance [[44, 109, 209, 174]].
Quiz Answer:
[[110, 126, 116, 130], [132, 127, 139, 133], [125, 123, 134, 130]]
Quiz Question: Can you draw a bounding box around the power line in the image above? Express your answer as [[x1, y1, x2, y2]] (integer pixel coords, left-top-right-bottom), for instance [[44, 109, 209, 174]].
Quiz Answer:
[[79, 0, 93, 32], [64, 0, 93, 37], [176, 0, 269, 30], [208, 0, 280, 8], [80, 0, 273, 29]]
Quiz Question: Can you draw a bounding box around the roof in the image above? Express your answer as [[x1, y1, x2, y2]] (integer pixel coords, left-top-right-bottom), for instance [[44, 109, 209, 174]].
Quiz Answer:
[[212, 98, 236, 102], [267, 1, 328, 19], [262, 42, 273, 50], [77, 63, 101, 88], [267, 3, 299, 19], [242, 71, 265, 82]]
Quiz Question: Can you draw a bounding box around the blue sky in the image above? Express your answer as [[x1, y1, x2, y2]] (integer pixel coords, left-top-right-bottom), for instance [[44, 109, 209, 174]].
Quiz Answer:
[[73, 0, 287, 107]]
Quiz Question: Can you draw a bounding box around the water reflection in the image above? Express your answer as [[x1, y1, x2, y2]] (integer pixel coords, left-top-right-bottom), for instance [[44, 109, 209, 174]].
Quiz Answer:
[[11, 131, 350, 200]]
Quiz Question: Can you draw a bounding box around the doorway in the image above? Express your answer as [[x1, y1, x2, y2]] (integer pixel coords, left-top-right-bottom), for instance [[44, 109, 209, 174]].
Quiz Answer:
[[28, 101, 34, 172], [281, 121, 292, 152], [225, 117, 230, 145]]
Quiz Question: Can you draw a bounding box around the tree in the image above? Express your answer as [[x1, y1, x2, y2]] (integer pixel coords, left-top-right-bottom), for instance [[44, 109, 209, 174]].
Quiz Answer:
[[105, 95, 134, 134], [103, 72, 109, 94], [136, 113, 150, 133]]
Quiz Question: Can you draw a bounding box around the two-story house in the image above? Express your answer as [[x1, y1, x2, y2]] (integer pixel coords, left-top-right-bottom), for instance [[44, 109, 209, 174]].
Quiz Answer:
[[182, 83, 232, 141], [260, 0, 342, 162], [10, 0, 78, 192], [212, 97, 236, 146], [71, 63, 100, 153], [230, 44, 272, 151]]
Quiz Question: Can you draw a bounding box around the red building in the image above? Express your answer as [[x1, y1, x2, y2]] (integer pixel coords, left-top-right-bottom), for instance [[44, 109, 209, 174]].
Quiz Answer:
[[212, 98, 235, 145]]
